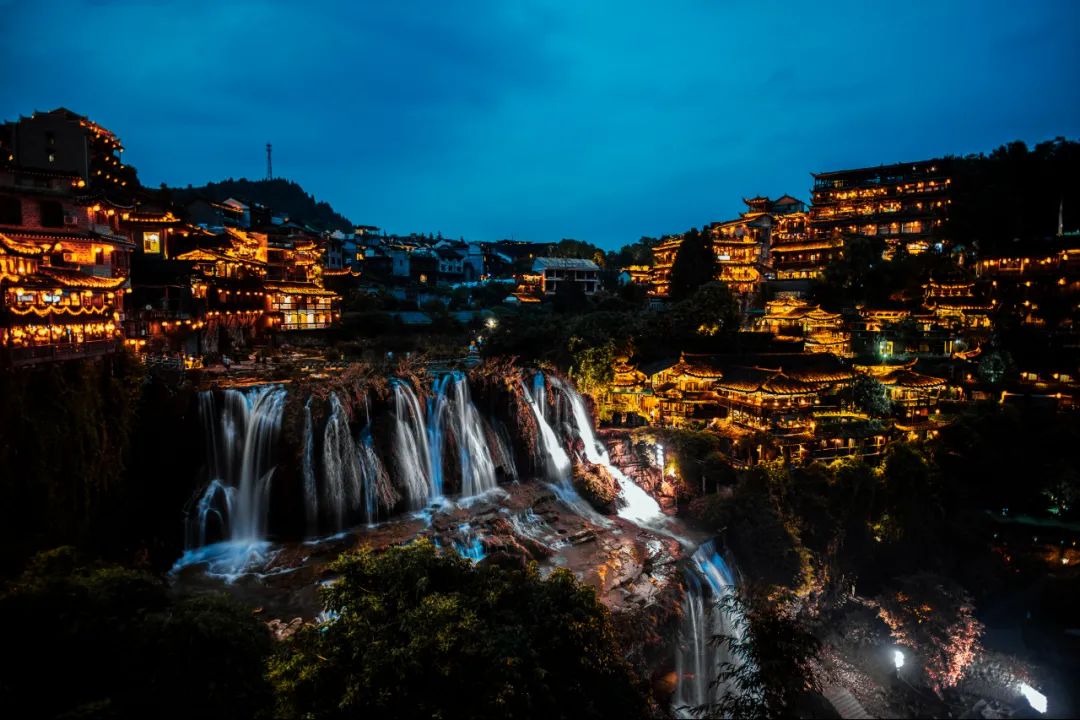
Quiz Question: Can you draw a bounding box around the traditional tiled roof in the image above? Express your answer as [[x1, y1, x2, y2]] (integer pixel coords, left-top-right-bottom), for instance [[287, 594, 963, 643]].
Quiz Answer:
[[0, 232, 50, 257], [713, 366, 820, 395], [38, 266, 129, 290], [264, 282, 337, 297], [879, 368, 947, 389]]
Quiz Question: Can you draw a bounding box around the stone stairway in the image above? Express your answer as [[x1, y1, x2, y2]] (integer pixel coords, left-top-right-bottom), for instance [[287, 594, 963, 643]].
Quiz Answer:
[[822, 684, 872, 719]]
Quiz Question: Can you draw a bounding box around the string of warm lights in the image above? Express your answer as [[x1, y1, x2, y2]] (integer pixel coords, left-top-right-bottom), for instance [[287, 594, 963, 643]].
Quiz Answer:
[[8, 304, 112, 317]]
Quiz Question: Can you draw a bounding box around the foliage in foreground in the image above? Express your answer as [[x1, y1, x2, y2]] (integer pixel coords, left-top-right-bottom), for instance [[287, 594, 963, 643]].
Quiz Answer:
[[876, 573, 984, 697], [693, 588, 821, 719], [0, 547, 273, 719], [269, 539, 650, 720]]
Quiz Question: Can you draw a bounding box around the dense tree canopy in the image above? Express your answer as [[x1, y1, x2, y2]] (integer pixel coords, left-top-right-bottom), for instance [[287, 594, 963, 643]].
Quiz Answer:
[[946, 138, 1080, 253], [269, 540, 649, 720], [852, 374, 893, 417], [169, 178, 354, 231], [0, 548, 273, 719], [701, 588, 822, 719]]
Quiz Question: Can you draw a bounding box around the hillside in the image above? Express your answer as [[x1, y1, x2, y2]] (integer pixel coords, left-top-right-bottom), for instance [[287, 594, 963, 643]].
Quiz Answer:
[[168, 178, 354, 232]]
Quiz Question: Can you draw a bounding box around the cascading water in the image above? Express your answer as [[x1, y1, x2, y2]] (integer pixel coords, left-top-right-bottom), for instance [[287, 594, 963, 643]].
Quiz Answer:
[[322, 393, 363, 533], [452, 523, 486, 562], [302, 398, 318, 533], [357, 429, 384, 524], [176, 384, 287, 577], [550, 376, 665, 526], [521, 374, 572, 484], [391, 380, 437, 507], [430, 372, 500, 498], [519, 373, 614, 523], [673, 540, 746, 716]]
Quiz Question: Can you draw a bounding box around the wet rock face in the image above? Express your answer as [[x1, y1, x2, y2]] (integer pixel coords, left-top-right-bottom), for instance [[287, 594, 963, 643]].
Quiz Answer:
[[600, 430, 676, 513], [572, 460, 621, 514]]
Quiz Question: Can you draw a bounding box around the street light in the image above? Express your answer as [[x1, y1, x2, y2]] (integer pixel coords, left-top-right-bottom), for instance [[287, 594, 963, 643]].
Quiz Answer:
[[1018, 682, 1047, 714], [893, 649, 905, 671]]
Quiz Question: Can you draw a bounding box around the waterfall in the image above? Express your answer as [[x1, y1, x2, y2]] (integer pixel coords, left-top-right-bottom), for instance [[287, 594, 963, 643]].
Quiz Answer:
[[204, 385, 287, 542], [431, 372, 499, 498], [177, 385, 287, 577], [302, 398, 318, 533], [490, 421, 519, 484], [521, 374, 572, 484], [452, 523, 486, 562], [322, 393, 363, 533], [673, 541, 745, 716], [549, 376, 665, 526], [357, 428, 384, 524], [391, 380, 436, 508], [193, 479, 233, 547], [520, 373, 612, 521]]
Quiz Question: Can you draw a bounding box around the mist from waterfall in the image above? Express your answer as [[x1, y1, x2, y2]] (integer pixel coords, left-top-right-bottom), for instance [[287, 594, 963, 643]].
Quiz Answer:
[[673, 540, 746, 716]]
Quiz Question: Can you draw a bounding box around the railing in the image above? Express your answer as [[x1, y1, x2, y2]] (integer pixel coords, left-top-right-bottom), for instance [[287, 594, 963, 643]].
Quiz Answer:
[[6, 339, 121, 366]]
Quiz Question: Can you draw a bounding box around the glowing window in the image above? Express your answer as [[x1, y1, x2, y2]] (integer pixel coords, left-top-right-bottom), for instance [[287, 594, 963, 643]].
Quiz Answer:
[[143, 232, 161, 254]]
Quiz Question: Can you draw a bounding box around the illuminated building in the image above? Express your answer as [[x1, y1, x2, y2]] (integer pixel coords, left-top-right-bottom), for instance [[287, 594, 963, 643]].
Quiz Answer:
[[262, 224, 339, 331], [532, 257, 600, 295], [0, 108, 138, 193], [127, 224, 272, 353], [753, 297, 851, 357], [921, 279, 992, 330], [855, 359, 952, 420], [0, 110, 137, 364], [810, 159, 951, 257], [651, 195, 807, 301], [617, 265, 651, 287]]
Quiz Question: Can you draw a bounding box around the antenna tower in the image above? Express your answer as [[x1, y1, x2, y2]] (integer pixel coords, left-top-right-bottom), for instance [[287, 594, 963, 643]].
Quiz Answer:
[[266, 143, 273, 180]]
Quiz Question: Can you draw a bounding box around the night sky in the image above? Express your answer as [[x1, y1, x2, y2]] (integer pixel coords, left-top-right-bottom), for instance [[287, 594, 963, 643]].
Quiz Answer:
[[3, 0, 1078, 248]]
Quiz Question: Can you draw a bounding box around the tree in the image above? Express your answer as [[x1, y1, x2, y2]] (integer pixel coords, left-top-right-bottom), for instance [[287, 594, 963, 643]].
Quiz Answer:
[[699, 588, 821, 719], [876, 573, 983, 697], [552, 276, 590, 314], [0, 547, 273, 718], [669, 229, 716, 301], [672, 282, 741, 337], [571, 340, 617, 396], [977, 350, 1010, 385], [269, 540, 649, 720], [852, 374, 893, 417]]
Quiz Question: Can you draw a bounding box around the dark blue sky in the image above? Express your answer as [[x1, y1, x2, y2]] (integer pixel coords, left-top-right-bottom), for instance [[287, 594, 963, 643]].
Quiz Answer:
[[3, 1, 1078, 248]]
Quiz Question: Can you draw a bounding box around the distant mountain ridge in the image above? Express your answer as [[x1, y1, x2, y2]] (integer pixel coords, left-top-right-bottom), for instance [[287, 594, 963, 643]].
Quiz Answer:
[[168, 178, 354, 232]]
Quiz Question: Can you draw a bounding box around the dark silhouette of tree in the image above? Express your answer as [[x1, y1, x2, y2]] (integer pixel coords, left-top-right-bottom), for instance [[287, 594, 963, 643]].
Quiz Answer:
[[671, 281, 741, 337], [169, 178, 354, 231], [669, 228, 716, 300], [696, 588, 821, 719], [270, 540, 649, 720], [852, 374, 893, 417], [0, 548, 273, 718]]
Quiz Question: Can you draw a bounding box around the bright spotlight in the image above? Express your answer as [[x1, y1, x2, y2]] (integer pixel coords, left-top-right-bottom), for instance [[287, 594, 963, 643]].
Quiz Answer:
[[893, 649, 905, 670], [1018, 682, 1047, 714]]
